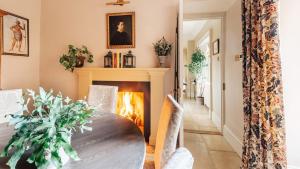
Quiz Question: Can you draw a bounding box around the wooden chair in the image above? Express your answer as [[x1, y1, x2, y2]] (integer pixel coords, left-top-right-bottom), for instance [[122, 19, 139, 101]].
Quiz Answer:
[[144, 95, 193, 169], [87, 85, 118, 115], [0, 89, 23, 123]]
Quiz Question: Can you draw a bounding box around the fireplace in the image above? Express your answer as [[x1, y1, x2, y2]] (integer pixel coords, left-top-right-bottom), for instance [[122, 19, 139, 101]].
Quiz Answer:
[[75, 68, 169, 145], [93, 81, 150, 142]]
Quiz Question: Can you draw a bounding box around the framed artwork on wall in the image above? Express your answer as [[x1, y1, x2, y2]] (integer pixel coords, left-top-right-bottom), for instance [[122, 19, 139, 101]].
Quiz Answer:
[[1, 10, 29, 57], [212, 39, 219, 55], [106, 12, 135, 49]]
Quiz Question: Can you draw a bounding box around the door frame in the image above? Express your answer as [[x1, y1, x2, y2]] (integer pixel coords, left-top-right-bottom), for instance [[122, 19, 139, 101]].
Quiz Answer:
[[182, 12, 226, 133]]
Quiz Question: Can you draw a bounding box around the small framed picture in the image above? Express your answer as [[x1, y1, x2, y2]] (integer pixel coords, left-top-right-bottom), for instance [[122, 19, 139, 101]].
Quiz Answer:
[[1, 10, 29, 56], [212, 39, 219, 55], [106, 12, 135, 49]]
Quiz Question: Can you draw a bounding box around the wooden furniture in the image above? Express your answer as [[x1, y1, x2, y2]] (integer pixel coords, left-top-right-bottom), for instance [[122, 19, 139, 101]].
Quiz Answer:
[[87, 85, 118, 115], [0, 113, 146, 169]]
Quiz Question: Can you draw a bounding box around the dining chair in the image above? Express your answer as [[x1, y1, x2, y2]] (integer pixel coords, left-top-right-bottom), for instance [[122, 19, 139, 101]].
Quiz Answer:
[[87, 85, 118, 115], [0, 89, 23, 123], [162, 147, 194, 169], [144, 94, 190, 169]]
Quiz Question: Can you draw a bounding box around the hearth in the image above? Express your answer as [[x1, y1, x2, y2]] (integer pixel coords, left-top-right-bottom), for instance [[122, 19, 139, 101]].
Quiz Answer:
[[93, 81, 150, 142]]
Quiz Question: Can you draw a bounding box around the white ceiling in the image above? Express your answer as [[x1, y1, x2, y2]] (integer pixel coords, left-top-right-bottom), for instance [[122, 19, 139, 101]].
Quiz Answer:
[[183, 20, 207, 48], [183, 0, 237, 13], [183, 20, 207, 40]]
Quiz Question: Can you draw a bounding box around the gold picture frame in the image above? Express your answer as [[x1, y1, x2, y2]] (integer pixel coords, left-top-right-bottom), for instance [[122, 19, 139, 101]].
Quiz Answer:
[[106, 12, 135, 49], [1, 9, 29, 57]]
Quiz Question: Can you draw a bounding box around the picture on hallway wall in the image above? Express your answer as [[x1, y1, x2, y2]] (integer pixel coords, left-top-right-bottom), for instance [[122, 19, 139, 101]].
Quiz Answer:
[[212, 39, 219, 55], [106, 12, 135, 49], [1, 10, 29, 56]]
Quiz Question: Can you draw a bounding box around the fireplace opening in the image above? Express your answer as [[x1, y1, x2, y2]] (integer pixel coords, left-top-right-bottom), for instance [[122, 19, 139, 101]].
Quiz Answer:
[[92, 81, 150, 142], [117, 92, 144, 132]]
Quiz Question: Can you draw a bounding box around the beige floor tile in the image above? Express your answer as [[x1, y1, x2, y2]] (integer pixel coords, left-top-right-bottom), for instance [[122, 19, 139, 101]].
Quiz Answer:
[[184, 132, 204, 143], [183, 99, 219, 132], [209, 151, 241, 169], [202, 134, 234, 152]]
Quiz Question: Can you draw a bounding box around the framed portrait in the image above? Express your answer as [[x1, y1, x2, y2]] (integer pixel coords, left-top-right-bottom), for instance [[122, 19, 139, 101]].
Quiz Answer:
[[106, 12, 135, 49], [1, 10, 29, 56], [212, 39, 219, 55]]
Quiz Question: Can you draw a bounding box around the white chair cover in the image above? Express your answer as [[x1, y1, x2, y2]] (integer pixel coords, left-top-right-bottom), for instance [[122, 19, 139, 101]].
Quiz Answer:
[[154, 95, 184, 169], [87, 85, 118, 115], [0, 89, 23, 123], [162, 148, 194, 169]]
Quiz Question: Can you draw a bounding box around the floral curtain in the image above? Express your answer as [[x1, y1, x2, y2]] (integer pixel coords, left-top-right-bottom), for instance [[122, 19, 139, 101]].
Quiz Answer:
[[241, 0, 287, 168]]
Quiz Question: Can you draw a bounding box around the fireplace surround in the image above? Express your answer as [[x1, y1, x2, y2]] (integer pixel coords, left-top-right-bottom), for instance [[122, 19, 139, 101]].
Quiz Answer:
[[93, 81, 150, 142], [75, 68, 170, 145]]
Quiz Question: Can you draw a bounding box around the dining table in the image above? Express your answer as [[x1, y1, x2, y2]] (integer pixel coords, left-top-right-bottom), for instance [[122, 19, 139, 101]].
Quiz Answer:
[[0, 113, 146, 169]]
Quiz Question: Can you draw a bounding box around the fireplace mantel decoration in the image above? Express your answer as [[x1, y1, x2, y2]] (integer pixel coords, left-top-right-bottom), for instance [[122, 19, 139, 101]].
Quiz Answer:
[[75, 67, 170, 145]]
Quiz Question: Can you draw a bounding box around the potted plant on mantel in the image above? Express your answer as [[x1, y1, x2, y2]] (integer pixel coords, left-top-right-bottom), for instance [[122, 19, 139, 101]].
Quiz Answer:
[[187, 49, 207, 105], [59, 45, 94, 72], [153, 37, 172, 68], [0, 88, 94, 169]]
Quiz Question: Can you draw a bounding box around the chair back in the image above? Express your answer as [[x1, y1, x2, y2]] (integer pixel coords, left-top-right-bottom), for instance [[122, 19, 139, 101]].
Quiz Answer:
[[0, 89, 23, 123], [162, 147, 194, 169], [154, 95, 184, 169], [87, 85, 118, 115]]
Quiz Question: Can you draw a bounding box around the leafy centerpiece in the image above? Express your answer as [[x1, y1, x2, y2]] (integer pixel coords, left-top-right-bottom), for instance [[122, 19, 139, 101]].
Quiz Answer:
[[153, 37, 172, 68], [0, 88, 94, 169], [59, 45, 94, 72]]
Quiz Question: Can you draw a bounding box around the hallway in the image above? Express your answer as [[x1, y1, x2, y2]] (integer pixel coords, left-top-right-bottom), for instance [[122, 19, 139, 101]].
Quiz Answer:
[[183, 99, 240, 169]]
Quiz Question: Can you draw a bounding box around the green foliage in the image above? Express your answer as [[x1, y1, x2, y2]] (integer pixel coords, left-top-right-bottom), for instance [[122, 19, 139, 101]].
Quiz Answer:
[[59, 45, 94, 72], [0, 87, 94, 169], [187, 49, 207, 76], [153, 37, 172, 56]]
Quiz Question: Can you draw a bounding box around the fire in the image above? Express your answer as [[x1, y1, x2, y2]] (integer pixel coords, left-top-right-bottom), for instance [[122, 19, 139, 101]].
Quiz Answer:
[[116, 92, 144, 127]]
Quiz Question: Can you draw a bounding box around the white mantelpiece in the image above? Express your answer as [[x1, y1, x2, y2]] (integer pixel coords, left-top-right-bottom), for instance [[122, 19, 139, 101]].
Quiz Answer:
[[75, 67, 170, 145]]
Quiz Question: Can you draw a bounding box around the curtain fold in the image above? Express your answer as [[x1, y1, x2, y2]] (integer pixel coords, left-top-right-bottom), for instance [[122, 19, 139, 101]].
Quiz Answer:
[[241, 0, 287, 168]]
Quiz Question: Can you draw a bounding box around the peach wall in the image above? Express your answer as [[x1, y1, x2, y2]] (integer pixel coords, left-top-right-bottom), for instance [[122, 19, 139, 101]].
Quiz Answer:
[[40, 0, 178, 99], [0, 0, 41, 90]]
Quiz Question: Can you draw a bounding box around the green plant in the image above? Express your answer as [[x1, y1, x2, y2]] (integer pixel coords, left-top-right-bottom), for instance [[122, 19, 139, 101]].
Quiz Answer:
[[153, 37, 172, 56], [186, 49, 207, 97], [0, 87, 94, 169], [187, 49, 207, 76], [59, 45, 94, 72]]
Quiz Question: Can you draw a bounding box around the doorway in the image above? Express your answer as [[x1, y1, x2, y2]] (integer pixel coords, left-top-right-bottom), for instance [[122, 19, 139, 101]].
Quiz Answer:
[[182, 17, 223, 135]]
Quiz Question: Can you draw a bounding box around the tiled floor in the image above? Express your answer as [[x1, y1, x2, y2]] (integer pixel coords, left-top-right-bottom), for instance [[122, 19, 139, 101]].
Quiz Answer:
[[183, 98, 241, 169], [183, 99, 219, 133], [184, 132, 241, 169]]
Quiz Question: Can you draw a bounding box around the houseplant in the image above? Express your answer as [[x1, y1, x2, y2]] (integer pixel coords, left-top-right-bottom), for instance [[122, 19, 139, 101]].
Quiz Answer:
[[59, 45, 94, 72], [0, 87, 94, 169], [153, 37, 172, 68], [187, 49, 207, 105]]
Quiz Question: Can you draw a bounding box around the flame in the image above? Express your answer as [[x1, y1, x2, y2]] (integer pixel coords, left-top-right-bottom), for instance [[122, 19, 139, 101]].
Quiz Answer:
[[116, 92, 144, 127]]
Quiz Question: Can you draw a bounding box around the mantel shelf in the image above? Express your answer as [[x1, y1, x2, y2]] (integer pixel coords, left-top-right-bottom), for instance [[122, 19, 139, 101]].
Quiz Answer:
[[74, 67, 170, 73]]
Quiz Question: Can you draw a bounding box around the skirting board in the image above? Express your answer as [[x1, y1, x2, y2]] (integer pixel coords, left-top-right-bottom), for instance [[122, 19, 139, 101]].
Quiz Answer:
[[211, 111, 222, 131], [223, 125, 243, 157]]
